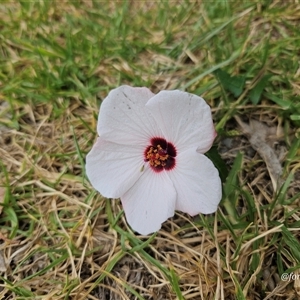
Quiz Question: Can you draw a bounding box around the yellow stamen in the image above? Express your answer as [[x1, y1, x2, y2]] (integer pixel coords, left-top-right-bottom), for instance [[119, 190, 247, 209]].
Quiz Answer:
[[146, 144, 169, 168]]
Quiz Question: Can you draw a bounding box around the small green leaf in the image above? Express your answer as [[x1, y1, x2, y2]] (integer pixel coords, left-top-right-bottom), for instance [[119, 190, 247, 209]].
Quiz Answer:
[[290, 114, 300, 121], [214, 68, 246, 97], [223, 152, 243, 198], [169, 268, 184, 300], [5, 206, 19, 238], [265, 94, 291, 109], [240, 188, 256, 222], [281, 225, 300, 264], [222, 152, 243, 224], [249, 74, 272, 105], [206, 145, 229, 183], [250, 235, 260, 272]]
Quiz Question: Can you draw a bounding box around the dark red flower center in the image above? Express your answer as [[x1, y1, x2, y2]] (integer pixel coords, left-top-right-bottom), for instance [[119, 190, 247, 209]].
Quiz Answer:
[[144, 137, 176, 172]]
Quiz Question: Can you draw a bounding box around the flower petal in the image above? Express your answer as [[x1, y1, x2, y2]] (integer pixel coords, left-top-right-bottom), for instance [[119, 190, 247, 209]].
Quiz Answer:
[[168, 149, 222, 215], [98, 85, 162, 146], [86, 137, 144, 198], [146, 90, 216, 153], [121, 168, 176, 235]]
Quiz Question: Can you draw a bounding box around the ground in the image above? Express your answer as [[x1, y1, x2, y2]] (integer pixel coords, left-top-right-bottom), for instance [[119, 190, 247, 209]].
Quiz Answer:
[[0, 1, 300, 300]]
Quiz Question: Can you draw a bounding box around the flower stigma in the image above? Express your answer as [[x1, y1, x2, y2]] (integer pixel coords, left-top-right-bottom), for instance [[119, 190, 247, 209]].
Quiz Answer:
[[144, 137, 176, 172]]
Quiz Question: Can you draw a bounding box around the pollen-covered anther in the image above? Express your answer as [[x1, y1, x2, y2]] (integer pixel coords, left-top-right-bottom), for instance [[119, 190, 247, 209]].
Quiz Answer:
[[146, 145, 169, 167], [144, 138, 177, 172]]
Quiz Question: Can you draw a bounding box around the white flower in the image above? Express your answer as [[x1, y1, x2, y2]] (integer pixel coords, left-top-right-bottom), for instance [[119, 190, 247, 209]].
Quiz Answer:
[[86, 85, 222, 235]]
